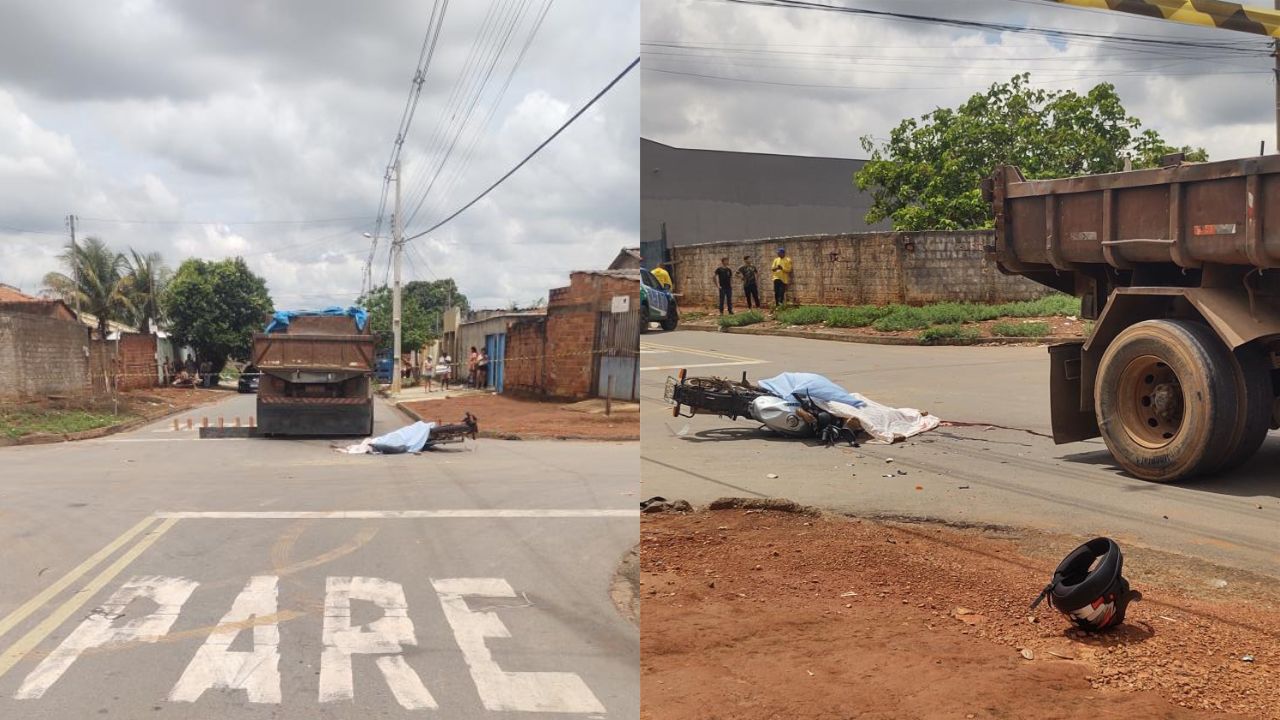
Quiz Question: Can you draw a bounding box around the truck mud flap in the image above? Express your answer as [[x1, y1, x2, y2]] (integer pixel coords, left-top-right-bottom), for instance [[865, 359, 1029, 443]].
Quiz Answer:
[[257, 402, 373, 437], [1048, 341, 1100, 444]]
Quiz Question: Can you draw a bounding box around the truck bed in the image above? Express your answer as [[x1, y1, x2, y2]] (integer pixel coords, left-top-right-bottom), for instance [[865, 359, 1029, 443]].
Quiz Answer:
[[990, 156, 1280, 272]]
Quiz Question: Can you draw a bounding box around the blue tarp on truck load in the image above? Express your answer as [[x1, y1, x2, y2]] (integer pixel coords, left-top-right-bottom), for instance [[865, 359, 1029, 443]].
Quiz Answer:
[[265, 306, 368, 333]]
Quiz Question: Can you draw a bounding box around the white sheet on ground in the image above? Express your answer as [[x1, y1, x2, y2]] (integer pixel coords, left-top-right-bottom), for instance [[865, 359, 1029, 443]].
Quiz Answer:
[[819, 396, 939, 444]]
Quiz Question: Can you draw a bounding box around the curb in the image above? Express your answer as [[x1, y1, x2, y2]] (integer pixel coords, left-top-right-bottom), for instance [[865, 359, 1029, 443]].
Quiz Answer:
[[677, 323, 1079, 347]]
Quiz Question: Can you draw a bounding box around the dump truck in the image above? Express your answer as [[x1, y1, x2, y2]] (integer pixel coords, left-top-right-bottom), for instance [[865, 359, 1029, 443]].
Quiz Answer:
[[251, 312, 375, 436], [986, 156, 1280, 482]]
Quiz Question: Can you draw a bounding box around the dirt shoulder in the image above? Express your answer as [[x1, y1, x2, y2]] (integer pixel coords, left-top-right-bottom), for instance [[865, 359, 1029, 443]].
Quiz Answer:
[[642, 507, 1277, 719], [401, 393, 639, 441], [1, 387, 231, 445]]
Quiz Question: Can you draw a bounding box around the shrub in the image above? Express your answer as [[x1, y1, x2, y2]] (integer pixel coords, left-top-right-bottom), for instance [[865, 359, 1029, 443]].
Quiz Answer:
[[718, 310, 766, 328], [918, 324, 981, 344], [991, 320, 1052, 337]]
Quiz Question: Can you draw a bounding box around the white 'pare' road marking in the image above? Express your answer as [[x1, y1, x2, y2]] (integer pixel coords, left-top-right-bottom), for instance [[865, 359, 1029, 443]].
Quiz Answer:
[[319, 576, 437, 710], [434, 578, 606, 714], [15, 576, 198, 699], [169, 575, 282, 704]]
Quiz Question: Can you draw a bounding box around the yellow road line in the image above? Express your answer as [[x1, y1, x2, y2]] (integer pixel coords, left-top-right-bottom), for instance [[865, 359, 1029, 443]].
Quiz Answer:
[[0, 517, 179, 682], [0, 516, 158, 643], [639, 342, 764, 364]]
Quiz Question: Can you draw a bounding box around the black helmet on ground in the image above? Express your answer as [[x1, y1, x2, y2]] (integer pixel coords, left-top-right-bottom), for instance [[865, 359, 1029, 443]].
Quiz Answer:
[[1030, 537, 1141, 632]]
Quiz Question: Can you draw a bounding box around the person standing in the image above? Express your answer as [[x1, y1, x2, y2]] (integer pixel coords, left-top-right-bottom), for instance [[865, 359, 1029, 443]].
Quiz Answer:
[[467, 346, 479, 387], [737, 255, 761, 310], [436, 353, 452, 390], [771, 246, 793, 308], [650, 263, 672, 290], [714, 256, 734, 315], [477, 348, 489, 389]]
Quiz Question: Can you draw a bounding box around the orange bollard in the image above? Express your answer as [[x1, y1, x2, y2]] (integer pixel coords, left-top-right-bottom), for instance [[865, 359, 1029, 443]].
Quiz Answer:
[[201, 417, 208, 428], [186, 418, 193, 430], [218, 416, 224, 428], [235, 417, 241, 428], [172, 419, 179, 431], [249, 416, 255, 427]]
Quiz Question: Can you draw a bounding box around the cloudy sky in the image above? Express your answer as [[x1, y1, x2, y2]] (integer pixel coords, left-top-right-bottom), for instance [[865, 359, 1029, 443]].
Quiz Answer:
[[0, 0, 639, 311], [642, 0, 1276, 161]]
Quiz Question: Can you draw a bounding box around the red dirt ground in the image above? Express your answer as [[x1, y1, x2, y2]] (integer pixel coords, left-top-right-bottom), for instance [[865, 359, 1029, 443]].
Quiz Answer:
[[402, 394, 638, 441], [642, 508, 1278, 720]]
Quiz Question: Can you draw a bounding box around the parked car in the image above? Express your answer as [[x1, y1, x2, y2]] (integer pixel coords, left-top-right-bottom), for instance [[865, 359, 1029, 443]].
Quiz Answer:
[[237, 364, 260, 393], [641, 268, 678, 331]]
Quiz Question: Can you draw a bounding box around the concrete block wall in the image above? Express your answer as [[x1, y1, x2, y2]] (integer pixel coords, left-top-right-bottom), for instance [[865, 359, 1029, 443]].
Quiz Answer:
[[0, 311, 92, 401], [670, 231, 1049, 308]]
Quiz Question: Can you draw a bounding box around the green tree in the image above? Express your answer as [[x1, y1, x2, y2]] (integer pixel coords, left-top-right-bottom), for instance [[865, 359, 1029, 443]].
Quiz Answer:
[[162, 258, 273, 374], [120, 249, 171, 332], [358, 285, 434, 353], [42, 236, 127, 339], [856, 74, 1208, 231]]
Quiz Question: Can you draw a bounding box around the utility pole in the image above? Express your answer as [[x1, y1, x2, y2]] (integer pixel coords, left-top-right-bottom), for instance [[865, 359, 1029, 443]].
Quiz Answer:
[[391, 160, 401, 394], [67, 214, 80, 316]]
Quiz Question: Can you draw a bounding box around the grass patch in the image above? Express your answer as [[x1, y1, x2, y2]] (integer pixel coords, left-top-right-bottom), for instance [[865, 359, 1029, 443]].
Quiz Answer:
[[826, 305, 892, 328], [991, 320, 1052, 337], [918, 325, 981, 345], [0, 407, 133, 440], [774, 305, 829, 325], [682, 310, 708, 321], [718, 310, 766, 328]]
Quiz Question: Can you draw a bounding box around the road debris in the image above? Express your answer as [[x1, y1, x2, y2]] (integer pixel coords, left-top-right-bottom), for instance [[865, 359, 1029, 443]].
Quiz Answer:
[[334, 415, 478, 454], [1030, 537, 1140, 632]]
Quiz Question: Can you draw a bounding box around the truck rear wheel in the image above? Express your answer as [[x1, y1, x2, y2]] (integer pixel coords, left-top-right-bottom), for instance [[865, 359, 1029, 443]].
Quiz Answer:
[[1094, 320, 1238, 482], [1214, 343, 1273, 472]]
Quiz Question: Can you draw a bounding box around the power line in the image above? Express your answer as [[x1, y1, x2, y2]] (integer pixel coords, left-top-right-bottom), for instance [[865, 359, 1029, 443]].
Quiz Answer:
[[404, 0, 554, 233], [402, 0, 536, 230], [707, 0, 1275, 55], [405, 56, 639, 243], [75, 216, 372, 226], [364, 0, 451, 295], [0, 224, 64, 236]]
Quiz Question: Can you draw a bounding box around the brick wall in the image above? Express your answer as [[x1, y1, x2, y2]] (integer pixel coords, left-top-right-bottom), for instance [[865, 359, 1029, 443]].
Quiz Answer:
[[503, 317, 548, 398], [670, 231, 1048, 308], [88, 334, 159, 393], [540, 271, 640, 400], [0, 311, 92, 401]]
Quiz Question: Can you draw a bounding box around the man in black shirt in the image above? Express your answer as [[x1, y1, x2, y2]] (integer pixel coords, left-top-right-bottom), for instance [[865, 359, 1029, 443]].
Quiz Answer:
[[714, 256, 734, 315], [738, 255, 760, 309]]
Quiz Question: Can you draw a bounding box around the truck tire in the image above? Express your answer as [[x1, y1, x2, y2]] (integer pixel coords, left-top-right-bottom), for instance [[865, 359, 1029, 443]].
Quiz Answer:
[[1094, 319, 1238, 482], [1213, 342, 1273, 472], [640, 302, 650, 333]]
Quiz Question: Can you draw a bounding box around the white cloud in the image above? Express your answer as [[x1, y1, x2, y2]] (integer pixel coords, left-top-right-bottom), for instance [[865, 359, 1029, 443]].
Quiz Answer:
[[0, 0, 639, 313]]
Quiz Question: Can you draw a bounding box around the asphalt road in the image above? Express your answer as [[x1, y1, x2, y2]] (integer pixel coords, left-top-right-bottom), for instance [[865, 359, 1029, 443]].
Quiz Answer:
[[640, 330, 1280, 579], [0, 392, 638, 719]]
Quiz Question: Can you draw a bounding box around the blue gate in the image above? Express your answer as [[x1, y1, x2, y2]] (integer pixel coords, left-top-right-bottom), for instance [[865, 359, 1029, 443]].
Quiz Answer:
[[484, 332, 506, 393]]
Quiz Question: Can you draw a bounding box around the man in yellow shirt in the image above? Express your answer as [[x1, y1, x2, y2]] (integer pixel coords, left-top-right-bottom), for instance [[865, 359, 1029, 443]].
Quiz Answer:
[[650, 263, 672, 290], [770, 247, 793, 307]]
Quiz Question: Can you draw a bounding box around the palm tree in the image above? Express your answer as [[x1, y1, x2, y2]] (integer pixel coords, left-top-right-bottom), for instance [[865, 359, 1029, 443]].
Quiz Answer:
[[42, 237, 127, 339], [121, 249, 170, 332]]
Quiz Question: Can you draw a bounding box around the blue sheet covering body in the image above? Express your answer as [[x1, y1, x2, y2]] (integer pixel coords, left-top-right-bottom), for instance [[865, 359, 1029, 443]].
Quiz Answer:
[[758, 372, 868, 409], [265, 306, 368, 333], [367, 421, 434, 454]]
